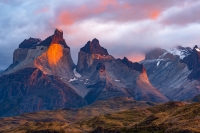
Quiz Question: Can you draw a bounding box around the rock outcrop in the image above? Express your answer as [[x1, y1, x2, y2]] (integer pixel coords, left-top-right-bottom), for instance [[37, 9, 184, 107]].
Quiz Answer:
[[34, 29, 75, 78], [80, 38, 108, 55], [127, 68, 168, 102], [77, 38, 114, 73], [39, 29, 69, 48], [19, 37, 41, 48], [84, 62, 129, 104], [0, 29, 78, 116], [3, 29, 75, 78], [13, 38, 41, 63], [121, 57, 143, 72], [84, 57, 168, 104], [181, 45, 200, 80]]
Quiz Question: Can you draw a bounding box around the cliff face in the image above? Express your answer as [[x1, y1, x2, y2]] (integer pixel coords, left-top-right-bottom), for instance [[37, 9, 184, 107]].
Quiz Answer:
[[13, 38, 41, 63], [80, 39, 109, 56], [77, 38, 114, 73], [133, 68, 168, 102], [34, 29, 75, 77], [83, 60, 168, 104], [181, 46, 200, 80], [4, 29, 75, 78], [0, 68, 87, 117], [0, 29, 78, 117], [34, 43, 75, 78]]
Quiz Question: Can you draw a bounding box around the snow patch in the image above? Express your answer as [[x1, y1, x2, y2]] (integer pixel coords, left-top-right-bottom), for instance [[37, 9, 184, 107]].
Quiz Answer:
[[157, 61, 160, 66], [115, 79, 120, 82], [165, 62, 171, 67], [69, 78, 77, 82], [166, 48, 191, 59], [73, 68, 81, 78], [140, 59, 163, 64], [195, 48, 200, 52]]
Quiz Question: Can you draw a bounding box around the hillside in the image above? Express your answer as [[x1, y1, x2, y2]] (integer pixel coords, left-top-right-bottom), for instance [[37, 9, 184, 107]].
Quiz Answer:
[[0, 97, 154, 133], [79, 101, 200, 133], [1, 98, 200, 132]]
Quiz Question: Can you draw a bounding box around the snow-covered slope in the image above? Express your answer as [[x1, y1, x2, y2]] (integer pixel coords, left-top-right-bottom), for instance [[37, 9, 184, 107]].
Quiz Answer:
[[141, 46, 200, 101], [166, 46, 192, 59]]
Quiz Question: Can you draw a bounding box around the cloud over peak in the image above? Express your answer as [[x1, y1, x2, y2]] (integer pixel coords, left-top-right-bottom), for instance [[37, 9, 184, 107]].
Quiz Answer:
[[0, 0, 200, 69]]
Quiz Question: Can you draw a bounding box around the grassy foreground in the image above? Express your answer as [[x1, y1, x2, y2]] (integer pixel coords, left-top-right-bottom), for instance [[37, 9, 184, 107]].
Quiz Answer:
[[1, 98, 200, 133]]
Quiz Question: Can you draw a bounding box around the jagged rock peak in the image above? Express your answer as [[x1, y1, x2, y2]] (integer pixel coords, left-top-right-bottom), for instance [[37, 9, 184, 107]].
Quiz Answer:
[[53, 28, 63, 38], [80, 38, 109, 56], [55, 28, 63, 33], [193, 45, 200, 53], [194, 45, 198, 49], [121, 57, 143, 72], [19, 37, 41, 48], [39, 29, 69, 49]]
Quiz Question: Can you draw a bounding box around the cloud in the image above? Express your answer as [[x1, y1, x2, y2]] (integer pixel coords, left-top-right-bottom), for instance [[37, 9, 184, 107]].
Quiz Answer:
[[0, 0, 200, 70], [52, 0, 199, 27], [54, 0, 186, 26], [160, 1, 200, 26]]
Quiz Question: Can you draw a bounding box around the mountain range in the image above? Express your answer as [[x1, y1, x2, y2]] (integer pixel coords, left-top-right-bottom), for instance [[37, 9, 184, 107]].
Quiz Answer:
[[0, 29, 200, 117]]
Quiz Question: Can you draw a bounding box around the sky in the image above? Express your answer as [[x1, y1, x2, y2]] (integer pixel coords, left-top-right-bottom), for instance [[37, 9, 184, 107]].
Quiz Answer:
[[0, 0, 200, 70]]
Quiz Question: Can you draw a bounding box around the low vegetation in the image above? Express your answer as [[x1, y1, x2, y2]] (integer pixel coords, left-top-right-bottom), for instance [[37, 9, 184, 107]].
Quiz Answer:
[[1, 99, 200, 133]]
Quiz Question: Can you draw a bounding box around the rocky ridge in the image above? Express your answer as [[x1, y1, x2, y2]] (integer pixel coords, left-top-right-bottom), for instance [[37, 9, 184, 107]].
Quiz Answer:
[[0, 29, 168, 117], [141, 46, 200, 101]]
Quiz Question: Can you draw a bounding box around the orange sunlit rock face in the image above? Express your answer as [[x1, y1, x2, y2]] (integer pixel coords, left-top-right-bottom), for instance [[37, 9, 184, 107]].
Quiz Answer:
[[47, 44, 63, 65]]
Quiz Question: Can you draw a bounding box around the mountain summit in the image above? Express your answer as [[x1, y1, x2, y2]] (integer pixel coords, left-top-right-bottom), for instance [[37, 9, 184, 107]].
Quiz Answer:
[[80, 38, 109, 55], [77, 38, 114, 73], [39, 29, 69, 48]]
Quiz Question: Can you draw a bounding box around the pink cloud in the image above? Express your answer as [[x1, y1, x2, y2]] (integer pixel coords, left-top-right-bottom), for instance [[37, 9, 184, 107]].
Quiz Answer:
[[160, 1, 200, 25], [56, 0, 185, 25], [53, 0, 195, 28]]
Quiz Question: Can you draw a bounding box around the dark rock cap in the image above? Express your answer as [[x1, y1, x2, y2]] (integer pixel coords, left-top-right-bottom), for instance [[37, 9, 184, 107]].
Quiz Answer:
[[121, 57, 143, 72], [145, 48, 167, 60], [39, 29, 69, 49], [80, 38, 109, 56], [180, 45, 200, 80], [19, 38, 41, 48]]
